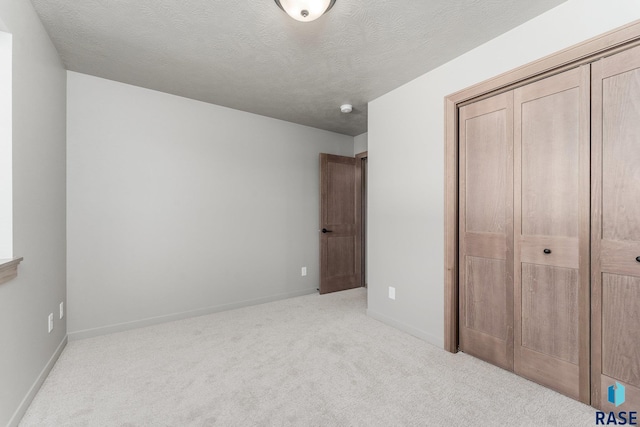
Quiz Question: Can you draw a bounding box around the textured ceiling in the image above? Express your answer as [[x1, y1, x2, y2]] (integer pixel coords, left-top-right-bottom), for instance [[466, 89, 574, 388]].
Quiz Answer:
[[31, 0, 568, 136]]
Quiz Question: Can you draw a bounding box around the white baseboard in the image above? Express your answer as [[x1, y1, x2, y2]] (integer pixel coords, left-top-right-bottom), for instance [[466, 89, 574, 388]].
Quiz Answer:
[[366, 309, 444, 349], [69, 288, 319, 341], [8, 335, 68, 427]]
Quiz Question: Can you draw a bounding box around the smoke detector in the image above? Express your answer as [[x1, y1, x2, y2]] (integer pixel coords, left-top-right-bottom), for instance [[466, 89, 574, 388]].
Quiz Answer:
[[340, 104, 353, 114]]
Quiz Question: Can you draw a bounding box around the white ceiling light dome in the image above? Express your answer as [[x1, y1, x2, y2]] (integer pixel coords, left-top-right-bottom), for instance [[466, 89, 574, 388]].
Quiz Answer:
[[275, 0, 337, 22]]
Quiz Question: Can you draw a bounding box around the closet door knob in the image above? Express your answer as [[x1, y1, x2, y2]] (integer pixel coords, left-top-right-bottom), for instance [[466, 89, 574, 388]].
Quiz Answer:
[[543, 249, 552, 254], [636, 256, 640, 263]]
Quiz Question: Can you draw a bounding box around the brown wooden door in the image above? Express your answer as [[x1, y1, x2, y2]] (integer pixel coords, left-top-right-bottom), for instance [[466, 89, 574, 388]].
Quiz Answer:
[[458, 91, 515, 371], [320, 154, 361, 294], [513, 66, 590, 403], [591, 45, 640, 411]]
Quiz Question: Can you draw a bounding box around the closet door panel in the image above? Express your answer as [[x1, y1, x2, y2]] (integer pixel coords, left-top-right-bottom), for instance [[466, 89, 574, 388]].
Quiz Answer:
[[464, 233, 506, 259], [602, 68, 640, 242], [520, 88, 580, 238], [464, 108, 508, 234], [514, 66, 590, 403], [593, 44, 640, 410], [458, 92, 514, 371], [521, 263, 579, 364], [601, 240, 640, 276], [520, 236, 579, 268], [465, 257, 507, 339], [602, 274, 640, 386]]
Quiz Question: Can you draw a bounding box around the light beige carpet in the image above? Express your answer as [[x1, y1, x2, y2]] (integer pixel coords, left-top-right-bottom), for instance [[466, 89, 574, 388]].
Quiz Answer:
[[20, 288, 594, 426]]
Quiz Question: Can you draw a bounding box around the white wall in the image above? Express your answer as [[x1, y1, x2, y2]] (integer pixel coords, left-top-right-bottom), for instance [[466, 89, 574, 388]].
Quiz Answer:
[[0, 1, 67, 426], [367, 0, 640, 348], [67, 72, 353, 338], [0, 30, 11, 259], [354, 132, 368, 155]]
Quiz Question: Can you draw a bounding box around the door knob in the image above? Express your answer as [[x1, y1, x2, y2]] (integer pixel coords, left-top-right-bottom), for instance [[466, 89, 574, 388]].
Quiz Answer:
[[636, 256, 640, 263], [322, 228, 333, 233], [543, 249, 552, 254]]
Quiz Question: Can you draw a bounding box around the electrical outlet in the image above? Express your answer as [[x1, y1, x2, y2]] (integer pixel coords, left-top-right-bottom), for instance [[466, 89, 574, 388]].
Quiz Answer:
[[301, 267, 307, 277], [59, 302, 64, 319], [48, 313, 54, 333], [388, 286, 396, 300]]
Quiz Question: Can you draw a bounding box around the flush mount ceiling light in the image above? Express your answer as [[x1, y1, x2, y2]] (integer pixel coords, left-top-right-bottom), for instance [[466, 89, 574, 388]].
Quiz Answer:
[[274, 0, 337, 22]]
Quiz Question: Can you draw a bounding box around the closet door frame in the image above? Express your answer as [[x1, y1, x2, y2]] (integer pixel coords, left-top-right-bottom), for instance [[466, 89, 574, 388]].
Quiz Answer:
[[444, 19, 640, 354]]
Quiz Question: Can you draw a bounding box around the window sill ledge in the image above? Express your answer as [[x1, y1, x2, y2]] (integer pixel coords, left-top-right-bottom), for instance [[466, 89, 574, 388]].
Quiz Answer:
[[0, 257, 23, 285]]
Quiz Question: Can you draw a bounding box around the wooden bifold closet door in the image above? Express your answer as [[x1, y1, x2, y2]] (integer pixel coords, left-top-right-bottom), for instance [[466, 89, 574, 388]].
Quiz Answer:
[[458, 92, 514, 371], [455, 28, 640, 410], [513, 66, 591, 403], [591, 44, 640, 411], [459, 66, 590, 403]]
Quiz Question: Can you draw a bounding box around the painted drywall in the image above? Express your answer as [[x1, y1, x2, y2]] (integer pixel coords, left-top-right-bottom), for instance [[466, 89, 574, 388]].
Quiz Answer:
[[67, 72, 353, 338], [354, 132, 368, 156], [0, 30, 11, 259], [0, 1, 67, 426], [367, 0, 640, 348]]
